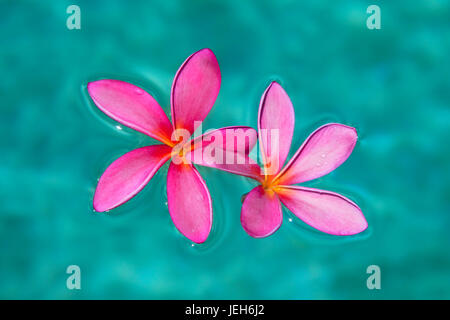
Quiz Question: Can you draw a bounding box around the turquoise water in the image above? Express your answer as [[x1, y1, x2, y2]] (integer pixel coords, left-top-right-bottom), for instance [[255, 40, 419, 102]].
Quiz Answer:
[[1, 0, 449, 299]]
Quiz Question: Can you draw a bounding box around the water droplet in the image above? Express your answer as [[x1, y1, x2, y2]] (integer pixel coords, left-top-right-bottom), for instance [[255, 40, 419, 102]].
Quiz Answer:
[[135, 88, 144, 95], [321, 153, 326, 158], [288, 218, 293, 222], [116, 125, 122, 130], [164, 201, 168, 206], [191, 243, 195, 247]]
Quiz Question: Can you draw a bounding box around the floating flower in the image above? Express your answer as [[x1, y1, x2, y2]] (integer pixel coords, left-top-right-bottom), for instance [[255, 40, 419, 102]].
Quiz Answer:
[[220, 82, 368, 238], [87, 49, 256, 243]]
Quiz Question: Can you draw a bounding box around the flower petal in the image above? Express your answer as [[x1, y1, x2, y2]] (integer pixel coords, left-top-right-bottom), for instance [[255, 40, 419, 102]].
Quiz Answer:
[[241, 186, 283, 238], [88, 80, 173, 145], [258, 82, 295, 177], [275, 123, 357, 185], [276, 186, 367, 235], [166, 162, 212, 243], [171, 48, 221, 135], [93, 145, 172, 212], [185, 126, 262, 181]]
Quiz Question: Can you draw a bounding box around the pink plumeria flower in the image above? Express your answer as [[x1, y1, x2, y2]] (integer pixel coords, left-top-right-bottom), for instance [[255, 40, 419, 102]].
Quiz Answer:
[[87, 49, 256, 243], [229, 82, 368, 238]]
